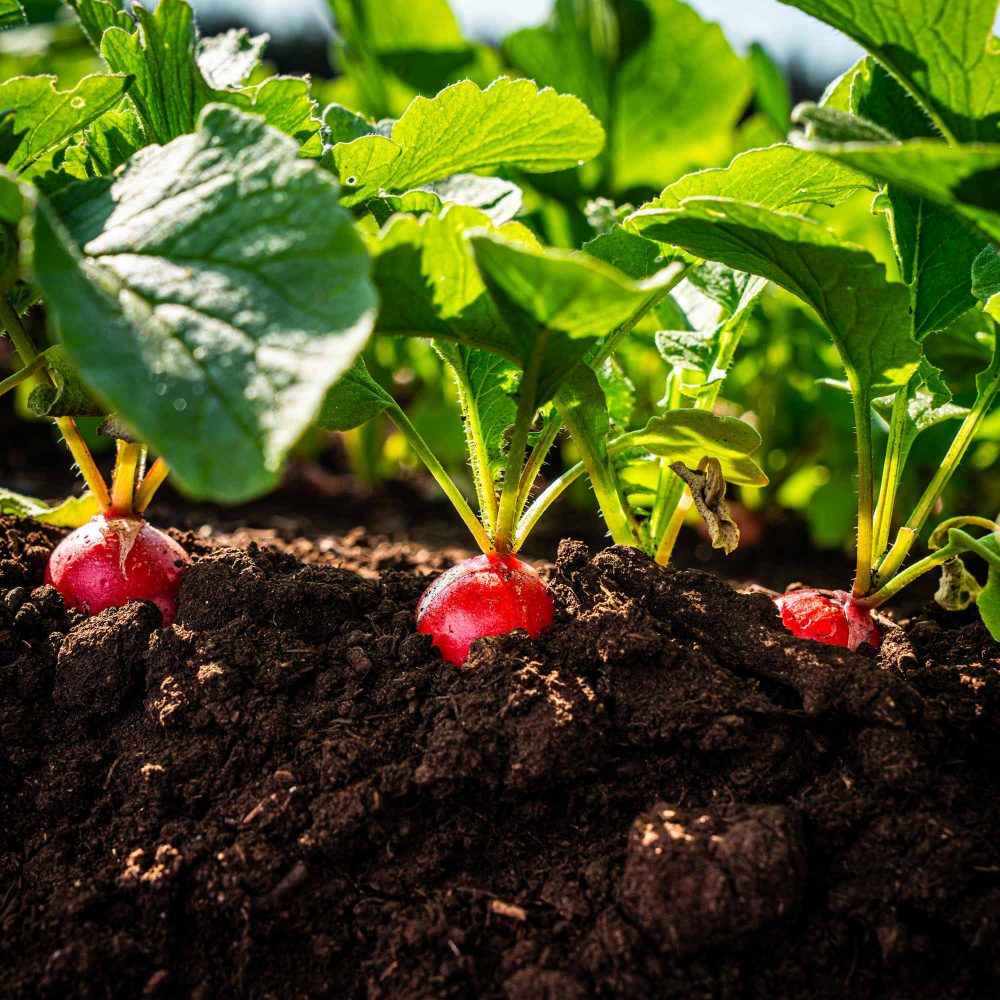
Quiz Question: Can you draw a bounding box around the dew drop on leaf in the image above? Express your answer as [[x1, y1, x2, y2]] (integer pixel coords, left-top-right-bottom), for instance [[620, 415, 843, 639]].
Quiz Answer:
[[70, 96, 85, 109]]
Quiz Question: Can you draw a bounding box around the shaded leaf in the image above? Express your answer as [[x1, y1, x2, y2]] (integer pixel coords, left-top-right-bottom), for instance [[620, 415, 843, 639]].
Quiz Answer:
[[631, 198, 920, 397], [33, 105, 377, 502], [27, 344, 106, 417], [0, 74, 132, 172], [317, 357, 394, 432]]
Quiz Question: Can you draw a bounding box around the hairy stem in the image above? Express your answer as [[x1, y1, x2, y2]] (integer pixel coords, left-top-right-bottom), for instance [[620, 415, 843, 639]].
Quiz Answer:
[[872, 382, 912, 566], [444, 352, 499, 533], [388, 403, 494, 555], [110, 441, 142, 517], [494, 338, 546, 553], [852, 388, 875, 597], [514, 413, 561, 521], [0, 354, 45, 396], [134, 457, 170, 513]]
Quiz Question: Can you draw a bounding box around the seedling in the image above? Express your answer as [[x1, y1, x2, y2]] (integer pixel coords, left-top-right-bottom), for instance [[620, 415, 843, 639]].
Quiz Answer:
[[628, 0, 1000, 647], [1, 0, 377, 617], [319, 88, 766, 664]]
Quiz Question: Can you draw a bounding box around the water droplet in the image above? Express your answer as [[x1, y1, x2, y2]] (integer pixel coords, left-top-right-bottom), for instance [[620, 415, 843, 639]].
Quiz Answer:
[[70, 96, 86, 110], [345, 176, 357, 185], [577, 160, 584, 166], [173, 398, 187, 411]]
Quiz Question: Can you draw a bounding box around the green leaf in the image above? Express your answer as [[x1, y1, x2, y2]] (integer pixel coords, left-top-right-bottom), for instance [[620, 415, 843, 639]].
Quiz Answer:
[[332, 78, 605, 204], [835, 62, 985, 338], [777, 0, 1000, 143], [316, 357, 394, 432], [873, 383, 969, 469], [803, 141, 1000, 249], [619, 409, 768, 486], [59, 109, 146, 183], [749, 42, 792, 134], [0, 0, 25, 30], [371, 205, 520, 360], [324, 104, 376, 144], [66, 0, 134, 51], [610, 0, 752, 190], [27, 344, 106, 418], [0, 74, 132, 172], [244, 76, 323, 158], [197, 28, 268, 90], [32, 105, 377, 503], [470, 231, 667, 402], [631, 198, 921, 397], [973, 244, 1000, 320], [649, 144, 873, 213], [597, 357, 635, 429], [374, 174, 523, 227], [0, 488, 100, 528], [90, 0, 320, 151], [979, 563, 1000, 640], [583, 225, 677, 280]]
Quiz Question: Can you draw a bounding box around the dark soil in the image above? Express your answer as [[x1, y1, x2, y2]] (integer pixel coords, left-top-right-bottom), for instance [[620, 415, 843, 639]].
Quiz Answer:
[[1, 516, 999, 1000]]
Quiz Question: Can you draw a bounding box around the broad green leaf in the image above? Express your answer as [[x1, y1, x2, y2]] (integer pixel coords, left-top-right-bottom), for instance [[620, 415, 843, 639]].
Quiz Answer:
[[33, 105, 377, 503], [27, 345, 106, 417], [973, 245, 1000, 319], [597, 357, 635, 428], [650, 144, 872, 212], [327, 0, 497, 119], [631, 198, 920, 396], [470, 231, 670, 402], [60, 109, 146, 181], [0, 488, 100, 527], [503, 0, 616, 131], [332, 78, 605, 204], [90, 0, 320, 151], [197, 28, 267, 89], [0, 74, 132, 172], [0, 165, 25, 225], [618, 409, 768, 486], [245, 77, 324, 158], [583, 226, 677, 280], [0, 0, 24, 30], [317, 357, 394, 432], [841, 62, 985, 338], [749, 42, 792, 134], [803, 141, 1000, 248], [324, 104, 376, 144], [778, 0, 1000, 143], [371, 205, 521, 362], [66, 0, 134, 51], [611, 0, 751, 189]]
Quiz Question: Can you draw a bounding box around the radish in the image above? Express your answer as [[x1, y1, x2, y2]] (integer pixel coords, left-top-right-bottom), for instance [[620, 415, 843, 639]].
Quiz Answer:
[[416, 554, 554, 665], [46, 515, 190, 625], [774, 589, 879, 652]]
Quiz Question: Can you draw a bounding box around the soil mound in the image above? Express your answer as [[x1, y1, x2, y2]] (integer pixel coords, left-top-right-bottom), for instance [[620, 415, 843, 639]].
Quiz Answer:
[[1, 518, 998, 998]]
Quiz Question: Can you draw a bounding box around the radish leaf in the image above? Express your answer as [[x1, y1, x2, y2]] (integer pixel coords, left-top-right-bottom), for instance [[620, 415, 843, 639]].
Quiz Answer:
[[32, 105, 376, 502]]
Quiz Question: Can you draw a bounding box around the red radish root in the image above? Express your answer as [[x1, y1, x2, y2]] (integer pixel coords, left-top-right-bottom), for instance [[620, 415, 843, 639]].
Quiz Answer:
[[774, 588, 880, 651], [416, 553, 554, 665], [46, 515, 190, 626]]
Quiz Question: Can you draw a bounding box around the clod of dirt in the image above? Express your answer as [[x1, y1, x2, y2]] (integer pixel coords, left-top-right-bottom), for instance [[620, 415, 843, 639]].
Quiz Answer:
[[2, 520, 999, 1000], [620, 803, 807, 955], [54, 602, 162, 721]]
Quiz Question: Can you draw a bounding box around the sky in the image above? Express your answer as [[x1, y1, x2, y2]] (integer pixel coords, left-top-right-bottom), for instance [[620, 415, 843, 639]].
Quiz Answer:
[[193, 0, 867, 81]]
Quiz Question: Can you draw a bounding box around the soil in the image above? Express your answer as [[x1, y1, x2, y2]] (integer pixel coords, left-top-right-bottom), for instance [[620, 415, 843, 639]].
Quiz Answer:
[[1, 514, 998, 1000]]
